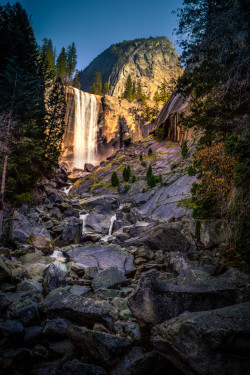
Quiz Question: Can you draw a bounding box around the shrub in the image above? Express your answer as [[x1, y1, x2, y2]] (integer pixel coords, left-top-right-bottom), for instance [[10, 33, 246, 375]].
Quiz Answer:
[[146, 165, 152, 179], [142, 188, 146, 193], [111, 172, 119, 186], [148, 148, 153, 156], [124, 184, 131, 192], [123, 166, 131, 181], [188, 166, 196, 176], [139, 154, 143, 161], [181, 140, 188, 158], [124, 138, 132, 147], [15, 192, 33, 205], [155, 127, 165, 141], [132, 175, 136, 183], [141, 161, 146, 167], [147, 175, 157, 188]]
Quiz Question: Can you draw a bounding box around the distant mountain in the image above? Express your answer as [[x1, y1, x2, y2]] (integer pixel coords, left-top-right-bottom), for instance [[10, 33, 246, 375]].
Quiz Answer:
[[79, 37, 183, 99]]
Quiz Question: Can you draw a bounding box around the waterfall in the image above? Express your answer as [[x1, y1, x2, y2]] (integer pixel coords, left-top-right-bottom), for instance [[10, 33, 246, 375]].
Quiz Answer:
[[73, 88, 99, 169]]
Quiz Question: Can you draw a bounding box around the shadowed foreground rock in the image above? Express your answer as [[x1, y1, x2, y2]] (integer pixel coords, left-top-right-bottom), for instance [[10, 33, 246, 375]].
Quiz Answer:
[[128, 273, 238, 324], [151, 302, 250, 375]]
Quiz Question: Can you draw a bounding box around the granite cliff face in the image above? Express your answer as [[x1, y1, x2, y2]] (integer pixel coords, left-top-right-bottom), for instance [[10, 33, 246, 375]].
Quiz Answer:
[[79, 37, 183, 99]]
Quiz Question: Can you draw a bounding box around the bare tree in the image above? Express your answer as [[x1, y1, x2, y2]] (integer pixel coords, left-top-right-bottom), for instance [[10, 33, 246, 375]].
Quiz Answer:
[[0, 113, 17, 239]]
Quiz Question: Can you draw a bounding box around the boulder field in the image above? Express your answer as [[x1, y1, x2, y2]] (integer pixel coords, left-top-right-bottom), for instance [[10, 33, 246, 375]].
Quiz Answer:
[[0, 136, 249, 374]]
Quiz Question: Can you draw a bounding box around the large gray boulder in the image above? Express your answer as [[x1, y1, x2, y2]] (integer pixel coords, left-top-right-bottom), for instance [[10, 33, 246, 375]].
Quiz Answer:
[[43, 263, 66, 295], [92, 266, 126, 290], [85, 213, 111, 234], [40, 287, 113, 327], [123, 223, 195, 253], [57, 217, 82, 246], [0, 258, 11, 282], [152, 302, 250, 375], [67, 244, 134, 274], [80, 195, 119, 212], [67, 325, 132, 367], [11, 211, 50, 245], [128, 274, 238, 324]]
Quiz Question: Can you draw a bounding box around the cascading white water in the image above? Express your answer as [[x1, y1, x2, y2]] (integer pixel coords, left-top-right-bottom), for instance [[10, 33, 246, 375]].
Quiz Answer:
[[73, 88, 99, 169]]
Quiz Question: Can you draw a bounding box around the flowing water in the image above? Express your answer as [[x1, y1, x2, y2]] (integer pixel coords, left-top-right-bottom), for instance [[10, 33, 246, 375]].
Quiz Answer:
[[73, 88, 99, 169], [80, 213, 89, 234], [101, 214, 116, 242], [50, 249, 67, 271]]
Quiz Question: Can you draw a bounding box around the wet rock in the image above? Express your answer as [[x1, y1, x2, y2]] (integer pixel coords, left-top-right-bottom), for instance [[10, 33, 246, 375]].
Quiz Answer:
[[43, 263, 66, 295], [0, 293, 12, 313], [61, 359, 106, 375], [28, 235, 54, 254], [0, 319, 24, 340], [56, 217, 82, 246], [85, 163, 95, 172], [128, 273, 237, 324], [113, 321, 141, 340], [11, 210, 50, 245], [92, 266, 126, 290], [24, 326, 43, 345], [111, 347, 171, 375], [166, 251, 193, 276], [40, 287, 113, 327], [0, 258, 11, 282], [43, 318, 71, 338], [67, 325, 132, 367], [67, 244, 134, 274], [12, 301, 40, 326], [85, 213, 111, 234], [124, 223, 195, 253], [152, 302, 250, 375]]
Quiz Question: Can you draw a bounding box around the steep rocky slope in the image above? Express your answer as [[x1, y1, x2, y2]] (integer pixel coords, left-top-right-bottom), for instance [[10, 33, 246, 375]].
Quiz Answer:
[[1, 133, 250, 374], [79, 37, 183, 98]]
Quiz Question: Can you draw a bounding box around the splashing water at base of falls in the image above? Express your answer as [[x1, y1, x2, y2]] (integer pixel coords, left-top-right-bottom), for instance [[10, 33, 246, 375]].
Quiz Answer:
[[101, 214, 116, 242], [73, 88, 99, 169], [80, 213, 89, 234], [50, 250, 67, 271]]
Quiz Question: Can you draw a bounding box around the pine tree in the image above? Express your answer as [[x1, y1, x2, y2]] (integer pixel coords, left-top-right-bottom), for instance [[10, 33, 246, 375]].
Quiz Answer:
[[123, 74, 133, 101], [111, 172, 119, 186], [160, 82, 168, 102], [91, 72, 103, 95], [66, 42, 77, 82], [153, 90, 160, 103], [40, 38, 56, 77], [103, 81, 110, 95], [73, 70, 81, 89], [56, 47, 67, 82]]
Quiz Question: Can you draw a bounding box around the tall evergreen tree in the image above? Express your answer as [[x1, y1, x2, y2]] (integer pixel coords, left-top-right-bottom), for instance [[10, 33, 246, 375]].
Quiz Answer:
[[103, 81, 110, 95], [123, 74, 133, 100], [40, 38, 56, 77], [66, 42, 77, 82], [160, 82, 168, 102], [91, 72, 103, 95], [56, 47, 67, 82], [73, 70, 81, 89]]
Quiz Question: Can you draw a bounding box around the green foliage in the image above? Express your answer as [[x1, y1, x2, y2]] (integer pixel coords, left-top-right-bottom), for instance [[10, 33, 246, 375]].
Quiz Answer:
[[148, 148, 153, 156], [15, 192, 33, 205], [147, 175, 157, 188], [123, 137, 132, 147], [132, 175, 136, 183], [91, 72, 103, 95], [141, 161, 146, 167], [153, 90, 160, 103], [188, 166, 196, 176], [124, 184, 131, 192], [195, 220, 201, 240], [123, 74, 133, 101], [123, 166, 131, 182], [67, 42, 77, 81], [111, 172, 119, 187], [155, 127, 166, 141], [142, 188, 146, 193], [144, 106, 152, 122], [146, 166, 152, 179], [103, 81, 110, 95], [40, 38, 56, 77], [73, 70, 81, 89], [56, 47, 67, 81], [160, 82, 169, 102], [181, 140, 188, 158], [139, 154, 143, 161]]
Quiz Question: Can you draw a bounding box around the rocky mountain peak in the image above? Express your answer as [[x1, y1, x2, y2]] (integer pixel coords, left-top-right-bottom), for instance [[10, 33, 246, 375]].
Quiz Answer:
[[79, 36, 183, 99]]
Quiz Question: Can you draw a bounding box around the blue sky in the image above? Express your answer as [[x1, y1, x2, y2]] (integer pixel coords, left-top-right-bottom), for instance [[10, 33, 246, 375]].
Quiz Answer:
[[2, 0, 183, 70]]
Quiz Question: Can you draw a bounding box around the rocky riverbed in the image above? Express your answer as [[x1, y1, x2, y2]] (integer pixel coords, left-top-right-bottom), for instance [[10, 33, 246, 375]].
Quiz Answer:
[[0, 136, 249, 375]]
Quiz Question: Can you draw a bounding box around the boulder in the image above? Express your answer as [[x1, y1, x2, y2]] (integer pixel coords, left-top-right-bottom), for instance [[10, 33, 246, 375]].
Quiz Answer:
[[111, 347, 172, 375], [57, 217, 82, 246], [24, 326, 43, 345], [0, 258, 11, 282], [67, 245, 134, 274], [190, 219, 230, 249], [124, 223, 195, 253], [165, 251, 193, 276], [152, 302, 250, 375], [85, 213, 111, 234], [43, 263, 66, 295], [128, 274, 237, 324], [43, 317, 71, 338], [0, 319, 24, 340], [0, 293, 12, 313], [84, 163, 95, 172], [40, 287, 113, 327], [92, 266, 126, 290], [11, 211, 51, 245], [12, 302, 40, 326], [67, 325, 132, 367], [80, 195, 119, 212], [61, 359, 106, 375], [27, 235, 54, 254]]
